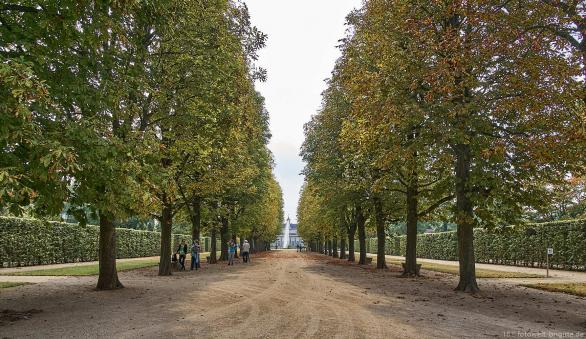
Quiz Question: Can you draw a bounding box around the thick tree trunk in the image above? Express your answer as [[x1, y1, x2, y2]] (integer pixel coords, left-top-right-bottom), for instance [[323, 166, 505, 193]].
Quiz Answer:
[[357, 205, 367, 265], [454, 144, 479, 293], [210, 228, 218, 264], [332, 237, 338, 258], [190, 197, 201, 242], [348, 221, 356, 262], [96, 213, 123, 290], [340, 234, 346, 259], [220, 217, 229, 261], [373, 197, 387, 269], [403, 182, 419, 276], [158, 204, 173, 276]]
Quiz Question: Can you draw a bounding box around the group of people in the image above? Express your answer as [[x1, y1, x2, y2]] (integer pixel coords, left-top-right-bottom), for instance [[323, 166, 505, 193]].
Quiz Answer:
[[174, 239, 202, 271], [173, 238, 251, 271], [228, 239, 251, 265]]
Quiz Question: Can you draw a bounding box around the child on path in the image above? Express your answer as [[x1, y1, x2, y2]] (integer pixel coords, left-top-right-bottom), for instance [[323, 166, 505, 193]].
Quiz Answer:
[[191, 240, 201, 270], [228, 240, 236, 266], [177, 240, 187, 271]]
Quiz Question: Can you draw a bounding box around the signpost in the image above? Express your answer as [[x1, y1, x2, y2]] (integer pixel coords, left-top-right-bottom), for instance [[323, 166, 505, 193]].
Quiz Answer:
[[546, 248, 553, 278]]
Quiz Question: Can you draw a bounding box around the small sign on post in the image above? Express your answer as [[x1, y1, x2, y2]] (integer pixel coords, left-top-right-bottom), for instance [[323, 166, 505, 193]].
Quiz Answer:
[[546, 248, 553, 277]]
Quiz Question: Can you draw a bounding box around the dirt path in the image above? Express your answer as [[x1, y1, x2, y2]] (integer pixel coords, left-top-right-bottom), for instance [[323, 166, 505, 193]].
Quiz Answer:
[[1, 251, 585, 338]]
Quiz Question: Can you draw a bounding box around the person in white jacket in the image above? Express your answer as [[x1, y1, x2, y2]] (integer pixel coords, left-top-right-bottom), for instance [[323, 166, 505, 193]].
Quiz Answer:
[[242, 240, 251, 263]]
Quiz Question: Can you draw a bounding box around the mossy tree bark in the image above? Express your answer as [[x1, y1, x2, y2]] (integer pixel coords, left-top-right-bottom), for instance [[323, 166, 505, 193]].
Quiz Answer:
[[210, 228, 218, 264], [96, 213, 123, 290], [347, 221, 356, 262], [454, 143, 479, 293], [373, 197, 387, 269], [357, 205, 367, 265], [332, 237, 338, 258], [403, 179, 419, 276], [339, 235, 346, 259], [220, 217, 229, 261], [158, 203, 173, 276]]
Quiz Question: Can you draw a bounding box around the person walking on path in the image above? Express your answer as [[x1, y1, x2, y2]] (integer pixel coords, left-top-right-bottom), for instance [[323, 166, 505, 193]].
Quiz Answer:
[[242, 240, 251, 263], [177, 240, 188, 271], [191, 240, 201, 271], [228, 240, 236, 266]]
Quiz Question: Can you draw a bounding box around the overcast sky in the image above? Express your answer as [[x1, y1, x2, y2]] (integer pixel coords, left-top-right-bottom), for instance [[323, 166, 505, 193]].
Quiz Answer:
[[246, 0, 362, 223]]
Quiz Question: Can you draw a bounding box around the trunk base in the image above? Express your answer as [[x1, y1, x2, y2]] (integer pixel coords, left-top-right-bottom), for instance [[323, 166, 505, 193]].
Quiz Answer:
[[401, 263, 422, 277], [96, 278, 124, 290], [455, 280, 480, 293]]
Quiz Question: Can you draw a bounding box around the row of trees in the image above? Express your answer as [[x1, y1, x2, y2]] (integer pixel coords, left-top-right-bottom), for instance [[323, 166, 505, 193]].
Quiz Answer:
[[1, 1, 283, 289], [299, 0, 584, 292]]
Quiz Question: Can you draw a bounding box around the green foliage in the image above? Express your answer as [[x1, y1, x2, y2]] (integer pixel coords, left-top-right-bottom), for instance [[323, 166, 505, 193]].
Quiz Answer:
[[0, 216, 189, 267], [385, 219, 586, 271]]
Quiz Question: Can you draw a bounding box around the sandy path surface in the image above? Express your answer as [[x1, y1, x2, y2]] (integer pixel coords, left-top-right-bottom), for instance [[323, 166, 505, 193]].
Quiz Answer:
[[1, 251, 585, 338]]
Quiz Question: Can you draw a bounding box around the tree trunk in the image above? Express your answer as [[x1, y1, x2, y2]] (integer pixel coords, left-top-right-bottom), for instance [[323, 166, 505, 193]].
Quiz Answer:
[[190, 197, 201, 242], [373, 197, 387, 269], [158, 204, 173, 276], [332, 237, 338, 258], [96, 213, 123, 290], [454, 144, 479, 293], [220, 217, 229, 261], [357, 205, 367, 265], [403, 181, 419, 276], [340, 234, 347, 259], [210, 228, 218, 264], [348, 221, 356, 262]]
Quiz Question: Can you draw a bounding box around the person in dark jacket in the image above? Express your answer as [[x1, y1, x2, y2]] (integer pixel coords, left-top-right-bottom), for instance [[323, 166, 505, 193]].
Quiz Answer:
[[190, 240, 201, 271], [177, 240, 188, 271]]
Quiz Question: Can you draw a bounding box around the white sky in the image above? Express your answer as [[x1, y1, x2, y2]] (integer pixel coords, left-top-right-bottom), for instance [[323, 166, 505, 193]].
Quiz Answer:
[[246, 0, 362, 223]]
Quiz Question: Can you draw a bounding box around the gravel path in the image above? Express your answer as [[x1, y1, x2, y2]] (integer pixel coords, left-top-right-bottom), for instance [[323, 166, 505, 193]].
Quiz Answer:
[[0, 251, 585, 338]]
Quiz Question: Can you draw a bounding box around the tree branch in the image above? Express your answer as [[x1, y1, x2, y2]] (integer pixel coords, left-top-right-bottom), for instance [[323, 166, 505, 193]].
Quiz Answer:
[[418, 195, 455, 217]]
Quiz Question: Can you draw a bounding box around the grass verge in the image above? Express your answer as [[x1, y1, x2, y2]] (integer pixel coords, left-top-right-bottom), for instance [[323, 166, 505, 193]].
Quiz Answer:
[[0, 282, 33, 289], [386, 259, 542, 278], [522, 283, 586, 297], [1, 258, 160, 276]]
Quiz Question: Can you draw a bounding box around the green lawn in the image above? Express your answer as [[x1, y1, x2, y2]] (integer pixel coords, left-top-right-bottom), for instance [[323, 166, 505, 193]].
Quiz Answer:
[[386, 259, 542, 278], [1, 258, 160, 276], [0, 282, 33, 289], [522, 283, 586, 297]]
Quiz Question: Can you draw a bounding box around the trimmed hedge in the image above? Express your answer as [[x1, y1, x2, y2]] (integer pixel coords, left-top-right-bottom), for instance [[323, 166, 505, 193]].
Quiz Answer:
[[0, 216, 192, 267], [383, 219, 586, 271]]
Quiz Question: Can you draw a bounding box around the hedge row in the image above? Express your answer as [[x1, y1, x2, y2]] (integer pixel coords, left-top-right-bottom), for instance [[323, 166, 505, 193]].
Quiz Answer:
[[0, 216, 192, 267], [381, 219, 586, 271]]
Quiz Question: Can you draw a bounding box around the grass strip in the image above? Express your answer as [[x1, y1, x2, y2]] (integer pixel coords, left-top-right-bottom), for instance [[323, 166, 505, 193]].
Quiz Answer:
[[522, 283, 586, 297], [386, 259, 542, 278], [1, 258, 160, 276], [0, 282, 33, 289]]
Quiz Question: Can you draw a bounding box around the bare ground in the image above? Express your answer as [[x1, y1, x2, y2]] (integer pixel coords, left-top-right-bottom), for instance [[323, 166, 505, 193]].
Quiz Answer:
[[0, 251, 585, 339]]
